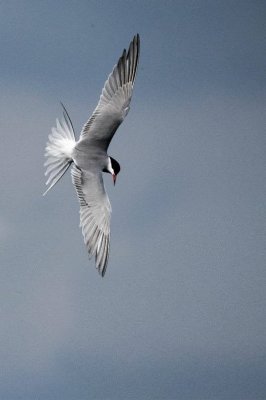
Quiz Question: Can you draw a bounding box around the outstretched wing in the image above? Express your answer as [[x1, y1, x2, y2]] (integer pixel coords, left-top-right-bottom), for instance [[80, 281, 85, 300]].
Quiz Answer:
[[76, 34, 140, 151], [71, 165, 111, 276]]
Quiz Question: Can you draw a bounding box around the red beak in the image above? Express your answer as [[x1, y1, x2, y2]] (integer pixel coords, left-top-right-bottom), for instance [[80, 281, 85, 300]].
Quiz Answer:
[[112, 174, 116, 186]]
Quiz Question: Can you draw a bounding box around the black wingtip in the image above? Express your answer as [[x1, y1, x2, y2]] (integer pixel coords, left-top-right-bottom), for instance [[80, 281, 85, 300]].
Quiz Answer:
[[98, 263, 107, 278]]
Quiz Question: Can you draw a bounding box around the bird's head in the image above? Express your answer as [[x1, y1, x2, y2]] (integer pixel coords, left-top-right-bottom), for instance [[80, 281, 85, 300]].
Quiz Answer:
[[104, 156, 120, 185]]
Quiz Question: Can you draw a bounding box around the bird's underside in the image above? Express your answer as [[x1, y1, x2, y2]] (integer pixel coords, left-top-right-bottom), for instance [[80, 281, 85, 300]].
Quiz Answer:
[[44, 34, 140, 276]]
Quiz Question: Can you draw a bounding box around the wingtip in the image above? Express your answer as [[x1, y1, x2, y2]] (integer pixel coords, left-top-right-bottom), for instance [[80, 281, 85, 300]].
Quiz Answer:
[[134, 33, 140, 45], [97, 256, 108, 277], [96, 262, 106, 277], [100, 269, 106, 278]]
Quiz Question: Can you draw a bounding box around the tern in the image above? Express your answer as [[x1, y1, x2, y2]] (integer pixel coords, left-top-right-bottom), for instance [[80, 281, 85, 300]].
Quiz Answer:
[[44, 34, 140, 276]]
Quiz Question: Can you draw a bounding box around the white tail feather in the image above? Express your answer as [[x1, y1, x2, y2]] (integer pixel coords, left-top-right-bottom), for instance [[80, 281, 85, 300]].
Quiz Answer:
[[43, 105, 76, 195]]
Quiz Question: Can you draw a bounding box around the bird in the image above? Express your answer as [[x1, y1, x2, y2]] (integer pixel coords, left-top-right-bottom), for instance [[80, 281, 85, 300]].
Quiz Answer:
[[43, 34, 140, 277]]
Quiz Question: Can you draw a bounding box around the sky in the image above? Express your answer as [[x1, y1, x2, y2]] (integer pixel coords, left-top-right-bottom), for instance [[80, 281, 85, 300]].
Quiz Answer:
[[0, 1, 265, 399]]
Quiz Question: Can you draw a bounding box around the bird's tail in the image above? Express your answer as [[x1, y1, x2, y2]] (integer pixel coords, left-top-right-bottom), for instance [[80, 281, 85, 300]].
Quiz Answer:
[[43, 104, 76, 196]]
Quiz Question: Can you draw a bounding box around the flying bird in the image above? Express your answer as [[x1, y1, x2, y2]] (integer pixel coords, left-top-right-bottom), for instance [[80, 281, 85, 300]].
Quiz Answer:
[[44, 34, 140, 276]]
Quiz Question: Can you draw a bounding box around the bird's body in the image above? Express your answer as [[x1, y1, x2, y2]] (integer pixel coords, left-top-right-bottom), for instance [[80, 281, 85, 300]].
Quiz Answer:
[[44, 34, 140, 276], [73, 145, 108, 173]]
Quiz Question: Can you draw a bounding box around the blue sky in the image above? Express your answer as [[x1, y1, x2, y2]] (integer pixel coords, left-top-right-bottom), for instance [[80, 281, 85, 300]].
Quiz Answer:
[[1, 1, 266, 399]]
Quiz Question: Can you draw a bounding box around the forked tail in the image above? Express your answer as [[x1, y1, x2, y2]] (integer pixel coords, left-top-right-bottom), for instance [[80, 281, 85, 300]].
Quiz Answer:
[[43, 104, 76, 195]]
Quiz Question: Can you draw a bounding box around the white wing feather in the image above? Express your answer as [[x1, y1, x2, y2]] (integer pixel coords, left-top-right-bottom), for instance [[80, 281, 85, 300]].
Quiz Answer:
[[76, 34, 140, 151], [71, 165, 111, 276]]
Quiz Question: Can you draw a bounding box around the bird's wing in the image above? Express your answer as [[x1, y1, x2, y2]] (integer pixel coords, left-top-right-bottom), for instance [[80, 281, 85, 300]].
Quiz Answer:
[[76, 34, 140, 151], [71, 164, 111, 276]]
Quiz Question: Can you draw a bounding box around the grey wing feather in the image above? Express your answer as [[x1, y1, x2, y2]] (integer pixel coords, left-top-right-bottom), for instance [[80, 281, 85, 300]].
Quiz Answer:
[[77, 34, 140, 151], [71, 165, 111, 276]]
